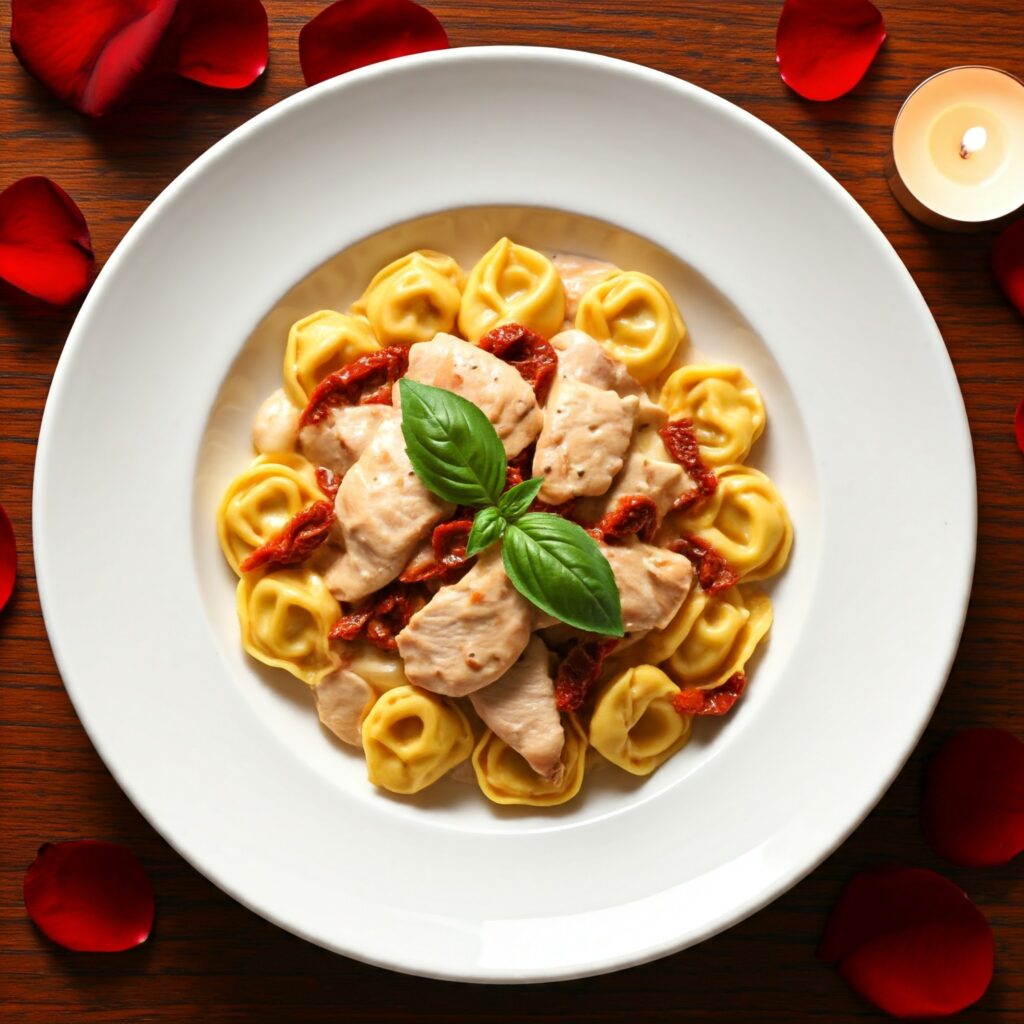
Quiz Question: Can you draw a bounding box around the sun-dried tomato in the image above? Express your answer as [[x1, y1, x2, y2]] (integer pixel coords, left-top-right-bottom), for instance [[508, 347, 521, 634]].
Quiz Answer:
[[239, 500, 336, 573], [660, 419, 718, 508], [673, 673, 747, 716], [299, 345, 409, 427], [669, 536, 739, 594], [329, 583, 427, 651], [478, 323, 558, 402], [399, 519, 473, 583], [555, 638, 620, 713], [592, 495, 659, 543], [316, 466, 341, 501]]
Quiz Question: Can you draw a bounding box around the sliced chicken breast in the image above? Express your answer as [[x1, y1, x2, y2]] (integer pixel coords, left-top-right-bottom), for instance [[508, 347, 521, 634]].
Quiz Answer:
[[313, 668, 376, 747], [552, 253, 618, 320], [470, 638, 565, 781], [396, 550, 533, 696], [404, 333, 543, 457], [298, 403, 398, 479], [601, 539, 694, 636], [324, 415, 453, 602], [252, 388, 300, 454]]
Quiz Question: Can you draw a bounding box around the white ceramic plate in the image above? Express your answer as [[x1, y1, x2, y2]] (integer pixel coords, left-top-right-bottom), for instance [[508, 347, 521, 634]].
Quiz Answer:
[[34, 48, 975, 982]]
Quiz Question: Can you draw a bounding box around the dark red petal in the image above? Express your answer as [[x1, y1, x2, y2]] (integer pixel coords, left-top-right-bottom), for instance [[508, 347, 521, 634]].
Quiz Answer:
[[819, 866, 993, 1018], [0, 177, 94, 306], [10, 0, 178, 117], [776, 0, 886, 102], [170, 0, 268, 89], [993, 218, 1024, 319], [299, 0, 449, 87], [1015, 399, 1024, 456], [0, 503, 15, 613], [923, 728, 1024, 868], [23, 840, 155, 952]]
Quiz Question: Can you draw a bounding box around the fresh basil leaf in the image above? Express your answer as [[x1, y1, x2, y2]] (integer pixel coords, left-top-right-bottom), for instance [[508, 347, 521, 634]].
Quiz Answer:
[[502, 513, 623, 637], [399, 379, 507, 507], [496, 477, 544, 522], [466, 506, 507, 558]]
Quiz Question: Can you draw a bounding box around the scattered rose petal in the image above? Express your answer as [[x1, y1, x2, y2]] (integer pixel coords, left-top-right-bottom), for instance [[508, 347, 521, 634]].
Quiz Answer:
[[993, 218, 1024, 319], [170, 0, 268, 89], [0, 503, 15, 613], [776, 0, 886, 102], [819, 866, 993, 1019], [0, 177, 94, 306], [299, 0, 449, 87], [1015, 399, 1024, 456], [10, 0, 178, 117], [24, 840, 155, 952], [923, 728, 1024, 867]]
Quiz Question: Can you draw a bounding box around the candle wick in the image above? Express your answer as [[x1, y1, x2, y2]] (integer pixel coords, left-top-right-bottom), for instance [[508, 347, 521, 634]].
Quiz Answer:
[[959, 125, 988, 159]]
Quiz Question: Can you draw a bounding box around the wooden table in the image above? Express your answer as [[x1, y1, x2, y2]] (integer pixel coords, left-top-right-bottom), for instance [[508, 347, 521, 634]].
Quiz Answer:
[[2, 2, 1022, 1020]]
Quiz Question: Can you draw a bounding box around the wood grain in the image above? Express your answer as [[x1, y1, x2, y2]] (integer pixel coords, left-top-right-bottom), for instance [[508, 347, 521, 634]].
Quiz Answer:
[[1, 2, 1022, 1021]]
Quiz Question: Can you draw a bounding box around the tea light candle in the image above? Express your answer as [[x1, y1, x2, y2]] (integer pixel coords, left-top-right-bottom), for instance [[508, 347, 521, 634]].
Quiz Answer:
[[887, 67, 1024, 231]]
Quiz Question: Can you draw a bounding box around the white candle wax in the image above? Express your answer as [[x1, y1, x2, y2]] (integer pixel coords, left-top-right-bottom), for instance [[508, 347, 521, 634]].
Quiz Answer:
[[888, 67, 1024, 231]]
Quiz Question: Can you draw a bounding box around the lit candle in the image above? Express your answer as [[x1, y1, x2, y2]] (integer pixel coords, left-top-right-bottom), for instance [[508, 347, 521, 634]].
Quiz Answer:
[[887, 67, 1024, 231]]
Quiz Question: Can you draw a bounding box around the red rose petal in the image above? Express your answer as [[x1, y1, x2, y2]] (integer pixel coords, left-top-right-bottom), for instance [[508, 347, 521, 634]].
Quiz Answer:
[[24, 840, 155, 952], [1015, 399, 1024, 456], [299, 0, 449, 88], [819, 866, 993, 1019], [993, 218, 1024, 319], [776, 0, 886, 102], [0, 177, 94, 306], [923, 728, 1024, 868], [170, 0, 268, 89], [0, 503, 15, 613], [10, 0, 178, 117]]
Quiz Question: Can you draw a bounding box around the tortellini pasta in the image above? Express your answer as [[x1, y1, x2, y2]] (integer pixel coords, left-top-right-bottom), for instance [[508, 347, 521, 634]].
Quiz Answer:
[[458, 237, 566, 341], [361, 686, 473, 794], [660, 365, 765, 466], [659, 585, 773, 690], [589, 665, 692, 776], [236, 567, 341, 686], [352, 250, 465, 346], [675, 465, 792, 581], [282, 310, 379, 406], [472, 715, 587, 806], [344, 641, 411, 693], [217, 453, 324, 574], [575, 270, 686, 383]]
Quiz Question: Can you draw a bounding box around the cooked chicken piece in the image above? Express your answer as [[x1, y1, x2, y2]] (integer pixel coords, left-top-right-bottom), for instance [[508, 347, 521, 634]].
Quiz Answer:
[[323, 416, 453, 601], [404, 333, 542, 457], [470, 638, 565, 781], [601, 539, 693, 636], [396, 549, 533, 697], [252, 388, 299, 454], [313, 668, 376, 747], [552, 253, 618, 320], [298, 403, 398, 479], [575, 434, 689, 526], [533, 333, 640, 503]]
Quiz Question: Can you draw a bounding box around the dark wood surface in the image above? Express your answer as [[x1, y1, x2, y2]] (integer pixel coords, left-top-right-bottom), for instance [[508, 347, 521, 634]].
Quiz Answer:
[[2, 2, 1022, 1020]]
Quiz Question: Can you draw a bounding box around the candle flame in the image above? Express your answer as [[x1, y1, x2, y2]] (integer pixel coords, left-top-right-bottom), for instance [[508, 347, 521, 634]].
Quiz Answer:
[[959, 126, 988, 159]]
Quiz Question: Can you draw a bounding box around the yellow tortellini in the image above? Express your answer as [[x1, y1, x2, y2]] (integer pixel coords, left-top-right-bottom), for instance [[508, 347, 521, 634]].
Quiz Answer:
[[575, 270, 686, 383], [660, 365, 766, 466], [472, 715, 587, 807], [217, 453, 324, 574], [659, 585, 773, 690], [236, 567, 341, 686], [282, 310, 379, 406], [361, 686, 473, 794], [458, 237, 566, 341], [352, 250, 465, 346], [675, 465, 792, 581], [344, 641, 411, 693], [589, 665, 692, 776]]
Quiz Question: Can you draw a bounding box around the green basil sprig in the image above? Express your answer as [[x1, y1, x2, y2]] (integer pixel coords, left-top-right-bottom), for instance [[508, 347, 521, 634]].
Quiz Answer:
[[399, 379, 624, 637]]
